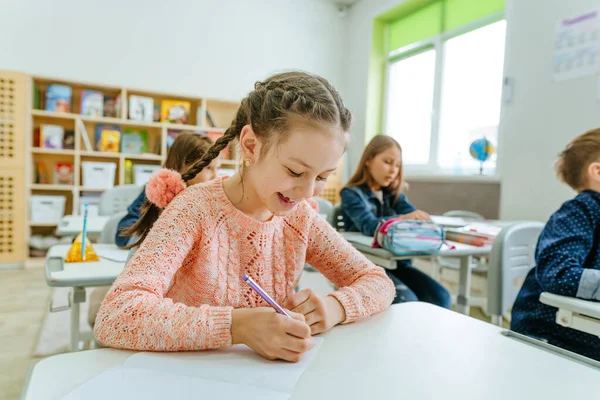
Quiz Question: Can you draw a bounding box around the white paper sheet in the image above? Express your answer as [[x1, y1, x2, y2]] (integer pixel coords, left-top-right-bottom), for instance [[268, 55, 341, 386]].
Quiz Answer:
[[60, 366, 289, 400], [95, 248, 130, 263], [123, 337, 324, 394]]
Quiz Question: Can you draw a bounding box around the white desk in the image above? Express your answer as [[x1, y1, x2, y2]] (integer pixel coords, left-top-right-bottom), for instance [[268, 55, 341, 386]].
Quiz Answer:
[[22, 303, 600, 400], [45, 244, 129, 351], [56, 215, 111, 237], [540, 292, 600, 337], [341, 231, 491, 315]]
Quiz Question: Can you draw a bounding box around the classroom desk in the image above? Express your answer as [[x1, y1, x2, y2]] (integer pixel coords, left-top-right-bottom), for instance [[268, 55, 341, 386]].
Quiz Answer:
[[540, 292, 600, 337], [45, 244, 129, 351], [341, 231, 491, 315], [22, 303, 600, 400], [56, 215, 111, 237]]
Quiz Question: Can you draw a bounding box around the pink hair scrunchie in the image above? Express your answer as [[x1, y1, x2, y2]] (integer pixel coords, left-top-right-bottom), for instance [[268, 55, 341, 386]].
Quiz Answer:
[[145, 169, 186, 209]]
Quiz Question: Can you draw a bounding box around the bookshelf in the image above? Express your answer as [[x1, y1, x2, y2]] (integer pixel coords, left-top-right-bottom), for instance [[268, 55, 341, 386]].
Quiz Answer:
[[0, 70, 243, 267]]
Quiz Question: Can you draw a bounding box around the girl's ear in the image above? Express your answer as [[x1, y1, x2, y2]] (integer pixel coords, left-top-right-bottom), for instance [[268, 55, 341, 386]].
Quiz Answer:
[[239, 124, 261, 162]]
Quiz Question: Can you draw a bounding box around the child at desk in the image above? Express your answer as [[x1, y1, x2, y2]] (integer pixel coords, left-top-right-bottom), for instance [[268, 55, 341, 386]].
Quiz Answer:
[[115, 132, 220, 247], [340, 135, 451, 308], [94, 72, 395, 362], [88, 133, 221, 329], [512, 129, 600, 361]]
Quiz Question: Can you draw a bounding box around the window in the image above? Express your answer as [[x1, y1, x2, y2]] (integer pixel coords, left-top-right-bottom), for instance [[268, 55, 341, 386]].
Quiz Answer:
[[382, 1, 506, 175], [437, 21, 506, 171], [385, 49, 436, 165]]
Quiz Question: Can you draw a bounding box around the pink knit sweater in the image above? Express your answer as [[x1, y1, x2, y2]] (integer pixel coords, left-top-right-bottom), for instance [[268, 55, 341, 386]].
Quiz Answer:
[[94, 178, 395, 351]]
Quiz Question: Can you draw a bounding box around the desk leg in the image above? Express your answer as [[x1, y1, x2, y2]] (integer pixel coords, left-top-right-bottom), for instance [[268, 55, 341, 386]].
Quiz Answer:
[[70, 286, 86, 352], [456, 256, 472, 315]]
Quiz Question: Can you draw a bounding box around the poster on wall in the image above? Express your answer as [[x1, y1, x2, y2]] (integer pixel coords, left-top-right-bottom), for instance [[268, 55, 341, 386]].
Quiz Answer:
[[553, 10, 600, 81]]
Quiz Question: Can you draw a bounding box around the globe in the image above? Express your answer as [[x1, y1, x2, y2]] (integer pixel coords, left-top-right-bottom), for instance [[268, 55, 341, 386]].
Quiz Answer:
[[469, 137, 495, 174], [469, 137, 495, 162]]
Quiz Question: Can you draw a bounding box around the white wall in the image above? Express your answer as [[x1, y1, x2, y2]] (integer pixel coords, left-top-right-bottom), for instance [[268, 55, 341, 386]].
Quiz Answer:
[[342, 0, 600, 221], [498, 0, 600, 221], [340, 0, 402, 180], [0, 0, 344, 101]]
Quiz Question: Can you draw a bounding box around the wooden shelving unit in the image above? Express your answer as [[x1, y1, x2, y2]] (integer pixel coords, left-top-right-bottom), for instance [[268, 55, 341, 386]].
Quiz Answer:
[[0, 71, 241, 266]]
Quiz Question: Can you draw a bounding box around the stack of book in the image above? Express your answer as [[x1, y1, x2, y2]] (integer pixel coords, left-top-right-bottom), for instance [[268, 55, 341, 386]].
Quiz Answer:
[[444, 223, 501, 247]]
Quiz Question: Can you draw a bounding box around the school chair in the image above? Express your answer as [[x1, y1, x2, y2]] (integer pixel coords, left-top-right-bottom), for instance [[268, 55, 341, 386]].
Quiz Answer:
[[99, 184, 143, 216], [314, 197, 334, 223], [98, 211, 127, 245], [486, 221, 544, 326], [442, 210, 485, 220], [331, 204, 345, 231]]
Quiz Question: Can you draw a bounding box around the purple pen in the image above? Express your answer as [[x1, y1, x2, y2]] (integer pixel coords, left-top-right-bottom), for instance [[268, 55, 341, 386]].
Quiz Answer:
[[243, 274, 291, 318]]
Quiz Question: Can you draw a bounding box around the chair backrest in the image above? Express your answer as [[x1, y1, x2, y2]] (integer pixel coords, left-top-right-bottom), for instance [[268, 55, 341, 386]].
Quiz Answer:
[[486, 221, 545, 317], [314, 197, 334, 222], [331, 204, 345, 231], [99, 185, 143, 216], [98, 211, 128, 244], [443, 210, 485, 220]]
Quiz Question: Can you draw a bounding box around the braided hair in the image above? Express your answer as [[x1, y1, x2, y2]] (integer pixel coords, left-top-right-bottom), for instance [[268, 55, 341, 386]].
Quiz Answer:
[[125, 71, 352, 248]]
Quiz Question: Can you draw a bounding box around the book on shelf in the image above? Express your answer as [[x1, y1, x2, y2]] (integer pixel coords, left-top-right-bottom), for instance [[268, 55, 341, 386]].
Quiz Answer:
[[166, 129, 182, 149], [128, 95, 154, 122], [121, 129, 148, 154], [35, 162, 50, 184], [41, 124, 64, 149], [161, 99, 191, 124], [81, 90, 104, 117], [45, 84, 72, 112], [54, 163, 74, 185], [206, 131, 230, 158], [103, 95, 121, 118], [95, 124, 121, 152], [63, 129, 75, 150]]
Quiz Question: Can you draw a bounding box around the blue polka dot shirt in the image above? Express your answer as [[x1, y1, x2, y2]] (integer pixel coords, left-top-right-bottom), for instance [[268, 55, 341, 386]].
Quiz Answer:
[[511, 190, 600, 361]]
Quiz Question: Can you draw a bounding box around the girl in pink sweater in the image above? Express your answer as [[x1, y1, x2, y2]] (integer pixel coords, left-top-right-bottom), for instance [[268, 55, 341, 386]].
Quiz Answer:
[[94, 71, 395, 362]]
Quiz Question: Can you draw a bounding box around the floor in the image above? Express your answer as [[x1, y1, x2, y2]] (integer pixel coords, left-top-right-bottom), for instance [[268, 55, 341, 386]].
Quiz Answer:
[[0, 268, 51, 400], [0, 263, 502, 400]]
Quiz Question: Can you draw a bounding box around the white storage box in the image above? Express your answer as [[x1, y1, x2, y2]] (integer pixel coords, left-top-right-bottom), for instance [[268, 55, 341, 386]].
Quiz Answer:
[[79, 193, 102, 216], [30, 195, 66, 224], [134, 164, 162, 185], [81, 161, 116, 189]]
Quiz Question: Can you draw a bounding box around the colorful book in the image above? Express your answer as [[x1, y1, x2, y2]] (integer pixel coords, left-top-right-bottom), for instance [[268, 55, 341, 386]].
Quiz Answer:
[[128, 95, 154, 122], [161, 99, 191, 124], [54, 163, 74, 185], [45, 84, 72, 112], [35, 162, 50, 184], [41, 125, 64, 149], [80, 90, 104, 117], [121, 129, 148, 154], [166, 129, 182, 149], [63, 129, 75, 150], [103, 95, 121, 118], [206, 131, 230, 158], [95, 124, 121, 152]]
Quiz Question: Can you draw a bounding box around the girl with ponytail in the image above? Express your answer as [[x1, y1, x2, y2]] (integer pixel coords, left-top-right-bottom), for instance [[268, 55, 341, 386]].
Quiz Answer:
[[94, 72, 395, 363]]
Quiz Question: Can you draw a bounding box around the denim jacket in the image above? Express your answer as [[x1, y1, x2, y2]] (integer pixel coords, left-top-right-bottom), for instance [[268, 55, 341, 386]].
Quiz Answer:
[[115, 188, 145, 248], [340, 184, 416, 237]]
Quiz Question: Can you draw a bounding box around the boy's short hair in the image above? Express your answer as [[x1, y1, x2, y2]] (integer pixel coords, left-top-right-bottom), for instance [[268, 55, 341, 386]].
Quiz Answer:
[[556, 128, 600, 191]]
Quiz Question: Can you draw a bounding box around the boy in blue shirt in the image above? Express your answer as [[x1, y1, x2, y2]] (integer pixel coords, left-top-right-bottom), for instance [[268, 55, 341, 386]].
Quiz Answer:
[[511, 128, 600, 361]]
